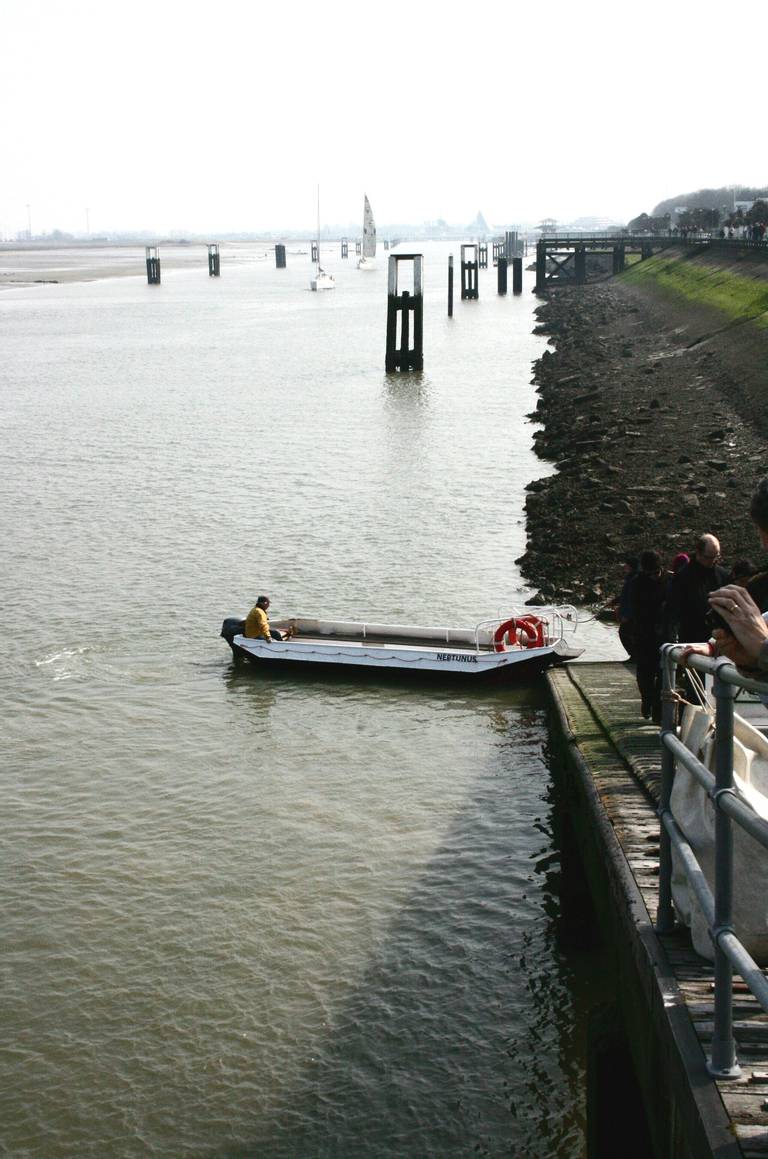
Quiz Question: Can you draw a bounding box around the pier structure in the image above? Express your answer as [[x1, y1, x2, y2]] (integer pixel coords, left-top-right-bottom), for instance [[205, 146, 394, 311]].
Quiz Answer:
[[532, 233, 748, 291], [547, 657, 768, 1157], [311, 241, 318, 263], [478, 243, 488, 269], [341, 238, 349, 259], [355, 239, 362, 256], [385, 254, 423, 372], [145, 245, 160, 285], [460, 244, 479, 300], [207, 243, 220, 277], [275, 244, 286, 269]]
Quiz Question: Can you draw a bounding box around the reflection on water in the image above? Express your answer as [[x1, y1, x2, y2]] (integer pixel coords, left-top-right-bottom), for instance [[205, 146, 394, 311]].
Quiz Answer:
[[0, 244, 616, 1156]]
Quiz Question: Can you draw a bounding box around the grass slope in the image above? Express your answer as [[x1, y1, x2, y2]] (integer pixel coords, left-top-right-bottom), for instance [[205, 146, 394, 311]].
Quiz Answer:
[[621, 249, 768, 327]]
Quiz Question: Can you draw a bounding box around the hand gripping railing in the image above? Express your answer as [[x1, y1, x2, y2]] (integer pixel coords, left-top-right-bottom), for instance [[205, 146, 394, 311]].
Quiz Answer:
[[656, 644, 768, 1078]]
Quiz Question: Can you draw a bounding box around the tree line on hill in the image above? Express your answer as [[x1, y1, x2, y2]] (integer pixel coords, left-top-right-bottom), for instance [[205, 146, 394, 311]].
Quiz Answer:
[[629, 192, 768, 235]]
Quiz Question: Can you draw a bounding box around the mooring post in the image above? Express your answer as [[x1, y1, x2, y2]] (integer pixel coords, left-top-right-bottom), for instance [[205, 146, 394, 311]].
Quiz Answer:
[[341, 238, 349, 259], [448, 254, 454, 317], [275, 244, 286, 269], [460, 244, 479, 300], [207, 243, 220, 277], [385, 253, 424, 372], [145, 245, 161, 285], [478, 242, 488, 269], [512, 256, 523, 294], [535, 240, 546, 293], [311, 241, 318, 263], [497, 256, 508, 295], [574, 243, 586, 285]]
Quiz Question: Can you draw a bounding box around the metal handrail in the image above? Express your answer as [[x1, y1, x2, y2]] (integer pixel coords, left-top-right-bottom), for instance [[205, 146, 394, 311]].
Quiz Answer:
[[538, 234, 768, 249], [657, 643, 768, 1079]]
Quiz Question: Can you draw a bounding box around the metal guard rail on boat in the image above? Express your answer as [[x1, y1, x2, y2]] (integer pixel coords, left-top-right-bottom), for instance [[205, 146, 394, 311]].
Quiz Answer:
[[657, 644, 768, 1079]]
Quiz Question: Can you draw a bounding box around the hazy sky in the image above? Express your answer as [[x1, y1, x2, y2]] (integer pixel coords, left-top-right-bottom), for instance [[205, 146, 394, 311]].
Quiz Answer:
[[3, 0, 764, 236]]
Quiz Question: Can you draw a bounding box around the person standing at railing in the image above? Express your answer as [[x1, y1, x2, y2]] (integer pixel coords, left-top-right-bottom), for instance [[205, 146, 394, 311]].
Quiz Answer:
[[629, 550, 667, 721], [666, 533, 728, 644], [706, 478, 768, 671]]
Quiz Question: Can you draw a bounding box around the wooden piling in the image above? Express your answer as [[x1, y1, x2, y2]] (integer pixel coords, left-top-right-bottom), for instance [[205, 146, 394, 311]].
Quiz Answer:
[[207, 243, 220, 277], [341, 238, 349, 259], [145, 245, 161, 285], [575, 243, 586, 285], [385, 254, 423, 372], [512, 256, 523, 294], [535, 240, 546, 293], [497, 256, 508, 296], [275, 244, 286, 269], [460, 244, 479, 300], [448, 254, 454, 317]]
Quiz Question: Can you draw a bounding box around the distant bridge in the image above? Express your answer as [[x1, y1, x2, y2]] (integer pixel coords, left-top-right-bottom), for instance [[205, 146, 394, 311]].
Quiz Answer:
[[535, 233, 768, 291]]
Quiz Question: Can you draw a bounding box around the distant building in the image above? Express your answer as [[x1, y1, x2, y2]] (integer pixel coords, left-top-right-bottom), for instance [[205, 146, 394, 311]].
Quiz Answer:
[[467, 210, 491, 238]]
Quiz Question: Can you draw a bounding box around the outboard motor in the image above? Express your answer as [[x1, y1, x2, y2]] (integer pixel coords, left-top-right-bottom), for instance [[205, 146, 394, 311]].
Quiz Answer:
[[220, 617, 246, 653]]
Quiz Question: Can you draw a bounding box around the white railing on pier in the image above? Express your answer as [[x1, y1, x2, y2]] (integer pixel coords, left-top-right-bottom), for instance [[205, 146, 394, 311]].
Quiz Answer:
[[657, 645, 768, 1079]]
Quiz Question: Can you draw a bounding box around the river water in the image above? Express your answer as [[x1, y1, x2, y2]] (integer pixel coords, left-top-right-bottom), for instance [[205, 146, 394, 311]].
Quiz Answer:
[[1, 242, 621, 1157]]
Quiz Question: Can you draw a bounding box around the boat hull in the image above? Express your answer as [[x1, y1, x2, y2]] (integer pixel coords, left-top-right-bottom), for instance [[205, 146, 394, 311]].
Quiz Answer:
[[230, 635, 580, 681]]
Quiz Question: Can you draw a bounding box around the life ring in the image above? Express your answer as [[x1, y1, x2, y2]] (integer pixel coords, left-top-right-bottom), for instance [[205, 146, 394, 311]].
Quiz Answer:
[[516, 615, 545, 649], [493, 615, 545, 652]]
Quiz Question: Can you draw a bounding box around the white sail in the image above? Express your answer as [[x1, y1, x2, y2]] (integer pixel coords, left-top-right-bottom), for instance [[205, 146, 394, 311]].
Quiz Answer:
[[362, 195, 376, 258]]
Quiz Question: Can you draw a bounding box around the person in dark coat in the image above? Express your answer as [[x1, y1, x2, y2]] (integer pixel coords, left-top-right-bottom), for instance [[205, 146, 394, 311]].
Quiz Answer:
[[612, 555, 639, 658], [666, 533, 728, 643], [629, 550, 667, 721]]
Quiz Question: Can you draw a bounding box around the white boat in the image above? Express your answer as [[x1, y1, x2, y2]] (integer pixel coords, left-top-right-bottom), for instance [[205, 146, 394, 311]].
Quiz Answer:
[[310, 185, 335, 292], [220, 607, 582, 680], [357, 194, 377, 270]]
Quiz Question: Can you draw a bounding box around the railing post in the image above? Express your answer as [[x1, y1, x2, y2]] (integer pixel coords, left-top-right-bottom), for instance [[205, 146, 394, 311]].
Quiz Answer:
[[708, 658, 741, 1078], [656, 645, 677, 933]]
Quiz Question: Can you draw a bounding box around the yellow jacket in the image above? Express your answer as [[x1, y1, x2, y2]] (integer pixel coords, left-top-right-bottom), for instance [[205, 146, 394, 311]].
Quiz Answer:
[[245, 604, 271, 641]]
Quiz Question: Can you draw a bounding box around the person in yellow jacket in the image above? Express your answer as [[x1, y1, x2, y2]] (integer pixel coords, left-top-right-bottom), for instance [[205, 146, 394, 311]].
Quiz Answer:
[[244, 595, 284, 642]]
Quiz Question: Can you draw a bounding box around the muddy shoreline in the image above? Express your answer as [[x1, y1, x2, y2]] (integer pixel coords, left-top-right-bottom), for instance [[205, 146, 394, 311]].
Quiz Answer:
[[519, 281, 768, 605]]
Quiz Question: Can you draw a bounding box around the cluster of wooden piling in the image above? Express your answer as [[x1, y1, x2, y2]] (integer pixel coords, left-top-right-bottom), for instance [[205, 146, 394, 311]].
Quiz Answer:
[[385, 255, 424, 372]]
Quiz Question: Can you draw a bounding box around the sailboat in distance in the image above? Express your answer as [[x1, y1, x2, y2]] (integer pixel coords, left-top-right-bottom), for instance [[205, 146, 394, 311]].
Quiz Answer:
[[310, 185, 335, 292], [357, 194, 376, 270]]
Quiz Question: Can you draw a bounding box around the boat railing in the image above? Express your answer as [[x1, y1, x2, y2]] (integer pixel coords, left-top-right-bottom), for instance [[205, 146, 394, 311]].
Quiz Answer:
[[473, 606, 578, 651], [657, 644, 768, 1079]]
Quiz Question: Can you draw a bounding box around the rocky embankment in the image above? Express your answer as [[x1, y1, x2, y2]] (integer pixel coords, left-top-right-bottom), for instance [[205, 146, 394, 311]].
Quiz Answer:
[[518, 276, 768, 605]]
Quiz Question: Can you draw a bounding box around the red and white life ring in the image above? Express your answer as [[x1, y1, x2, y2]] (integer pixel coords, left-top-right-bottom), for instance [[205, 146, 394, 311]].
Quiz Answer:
[[493, 615, 545, 652]]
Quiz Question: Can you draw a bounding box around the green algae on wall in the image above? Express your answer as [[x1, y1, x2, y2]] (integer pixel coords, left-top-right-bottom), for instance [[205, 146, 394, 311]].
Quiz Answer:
[[621, 251, 768, 326]]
